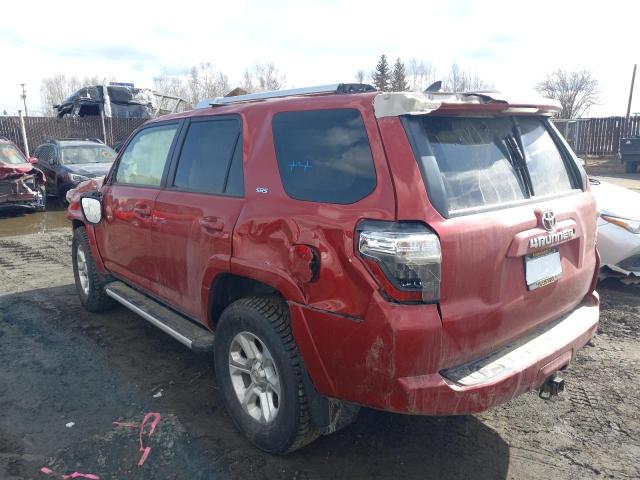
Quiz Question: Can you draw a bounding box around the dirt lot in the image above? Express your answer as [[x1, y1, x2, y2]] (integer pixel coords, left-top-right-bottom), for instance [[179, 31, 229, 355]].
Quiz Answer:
[[0, 167, 639, 479], [585, 156, 640, 193]]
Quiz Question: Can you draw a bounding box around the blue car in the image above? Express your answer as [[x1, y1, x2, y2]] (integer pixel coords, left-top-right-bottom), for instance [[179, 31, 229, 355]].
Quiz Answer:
[[32, 138, 116, 203]]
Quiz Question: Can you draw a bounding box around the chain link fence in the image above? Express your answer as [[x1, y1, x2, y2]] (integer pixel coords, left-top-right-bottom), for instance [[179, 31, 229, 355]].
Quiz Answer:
[[0, 116, 147, 154]]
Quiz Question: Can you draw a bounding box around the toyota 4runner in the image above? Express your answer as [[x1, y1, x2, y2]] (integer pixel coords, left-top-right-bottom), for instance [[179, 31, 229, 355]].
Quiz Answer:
[[67, 84, 600, 454]]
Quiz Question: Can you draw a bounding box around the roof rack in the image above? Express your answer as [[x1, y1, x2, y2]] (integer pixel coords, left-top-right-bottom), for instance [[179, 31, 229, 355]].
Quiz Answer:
[[45, 137, 105, 144], [196, 83, 376, 109]]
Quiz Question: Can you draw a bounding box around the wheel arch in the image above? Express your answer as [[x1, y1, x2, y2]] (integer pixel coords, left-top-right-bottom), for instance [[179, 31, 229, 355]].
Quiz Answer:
[[207, 273, 284, 327]]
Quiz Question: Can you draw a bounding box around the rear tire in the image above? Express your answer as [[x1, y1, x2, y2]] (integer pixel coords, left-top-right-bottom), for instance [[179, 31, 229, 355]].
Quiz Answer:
[[214, 296, 319, 454], [624, 161, 638, 173], [72, 227, 116, 312]]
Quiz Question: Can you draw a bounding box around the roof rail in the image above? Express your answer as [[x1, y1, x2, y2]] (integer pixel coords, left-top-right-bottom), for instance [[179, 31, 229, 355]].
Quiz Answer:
[[195, 83, 376, 109], [45, 137, 105, 144]]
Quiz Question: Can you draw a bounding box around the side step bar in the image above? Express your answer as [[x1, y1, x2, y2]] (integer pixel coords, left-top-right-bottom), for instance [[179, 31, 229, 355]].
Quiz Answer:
[[105, 281, 215, 352]]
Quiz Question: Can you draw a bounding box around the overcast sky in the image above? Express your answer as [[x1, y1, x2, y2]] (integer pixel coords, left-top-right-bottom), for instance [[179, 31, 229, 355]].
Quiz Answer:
[[2, 0, 638, 117]]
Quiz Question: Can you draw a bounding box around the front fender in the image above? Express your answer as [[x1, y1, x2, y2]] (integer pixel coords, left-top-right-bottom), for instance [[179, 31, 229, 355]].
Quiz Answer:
[[66, 183, 107, 274]]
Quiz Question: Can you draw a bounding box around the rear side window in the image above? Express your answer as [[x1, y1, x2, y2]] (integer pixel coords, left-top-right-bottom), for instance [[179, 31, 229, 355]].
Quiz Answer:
[[404, 116, 577, 216], [173, 118, 242, 195], [272, 109, 376, 204], [116, 124, 179, 186]]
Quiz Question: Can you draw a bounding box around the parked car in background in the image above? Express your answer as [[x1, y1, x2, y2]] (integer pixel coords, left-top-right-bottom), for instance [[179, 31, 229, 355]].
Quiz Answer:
[[0, 137, 46, 212], [590, 178, 640, 283], [32, 139, 116, 203], [54, 84, 187, 119], [67, 84, 600, 454], [619, 135, 640, 173]]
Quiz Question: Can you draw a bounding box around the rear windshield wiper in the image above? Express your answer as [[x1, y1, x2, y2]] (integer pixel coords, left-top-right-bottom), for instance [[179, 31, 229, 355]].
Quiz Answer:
[[503, 133, 534, 197]]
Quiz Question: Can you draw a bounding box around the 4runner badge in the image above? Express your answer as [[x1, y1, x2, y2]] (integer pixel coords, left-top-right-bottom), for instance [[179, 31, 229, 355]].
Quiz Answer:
[[529, 228, 576, 249]]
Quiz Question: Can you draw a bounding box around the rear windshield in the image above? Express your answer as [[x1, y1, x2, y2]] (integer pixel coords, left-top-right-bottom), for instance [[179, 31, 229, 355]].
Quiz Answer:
[[0, 144, 27, 165], [404, 116, 577, 216], [61, 145, 116, 165]]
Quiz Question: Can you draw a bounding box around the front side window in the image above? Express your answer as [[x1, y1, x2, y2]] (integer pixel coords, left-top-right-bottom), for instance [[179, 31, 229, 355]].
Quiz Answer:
[[272, 109, 377, 204], [405, 115, 577, 216], [173, 119, 242, 195], [115, 124, 179, 186]]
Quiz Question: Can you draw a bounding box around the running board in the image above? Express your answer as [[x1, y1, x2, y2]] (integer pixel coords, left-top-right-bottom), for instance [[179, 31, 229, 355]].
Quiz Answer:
[[105, 281, 215, 352]]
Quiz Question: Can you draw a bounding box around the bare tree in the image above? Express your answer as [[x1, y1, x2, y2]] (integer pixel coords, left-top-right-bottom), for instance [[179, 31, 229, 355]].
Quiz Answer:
[[243, 62, 286, 91], [153, 64, 231, 107], [152, 72, 190, 101], [355, 70, 366, 84], [407, 58, 435, 91], [443, 63, 491, 93], [535, 69, 599, 118], [40, 74, 107, 116]]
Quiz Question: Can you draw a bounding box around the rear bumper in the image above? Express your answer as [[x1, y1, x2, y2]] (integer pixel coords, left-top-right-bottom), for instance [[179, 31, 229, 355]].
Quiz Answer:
[[292, 291, 599, 416], [393, 292, 599, 414]]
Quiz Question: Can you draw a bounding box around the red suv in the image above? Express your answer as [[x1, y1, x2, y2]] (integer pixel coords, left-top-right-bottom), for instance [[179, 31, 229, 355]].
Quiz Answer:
[[67, 84, 600, 453]]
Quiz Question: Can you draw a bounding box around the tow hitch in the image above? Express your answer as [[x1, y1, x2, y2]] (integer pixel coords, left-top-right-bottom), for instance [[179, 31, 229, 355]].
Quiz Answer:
[[539, 373, 565, 399]]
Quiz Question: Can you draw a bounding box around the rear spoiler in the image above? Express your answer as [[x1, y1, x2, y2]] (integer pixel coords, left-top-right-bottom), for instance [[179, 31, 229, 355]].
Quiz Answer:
[[373, 90, 561, 118]]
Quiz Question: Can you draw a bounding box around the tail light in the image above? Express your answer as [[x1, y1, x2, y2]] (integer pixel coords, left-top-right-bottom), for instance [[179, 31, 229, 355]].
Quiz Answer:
[[357, 220, 441, 303]]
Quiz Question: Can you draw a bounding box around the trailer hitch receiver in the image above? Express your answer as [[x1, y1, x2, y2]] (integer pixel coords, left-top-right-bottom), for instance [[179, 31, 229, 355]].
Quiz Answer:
[[539, 373, 565, 400]]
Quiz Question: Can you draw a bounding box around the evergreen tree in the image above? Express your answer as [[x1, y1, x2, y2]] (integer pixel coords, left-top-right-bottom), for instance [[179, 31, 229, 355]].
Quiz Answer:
[[391, 58, 409, 92], [372, 54, 391, 92]]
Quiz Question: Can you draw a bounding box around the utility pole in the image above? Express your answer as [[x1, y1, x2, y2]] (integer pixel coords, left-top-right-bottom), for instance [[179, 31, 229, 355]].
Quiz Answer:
[[20, 83, 28, 117], [627, 64, 637, 119]]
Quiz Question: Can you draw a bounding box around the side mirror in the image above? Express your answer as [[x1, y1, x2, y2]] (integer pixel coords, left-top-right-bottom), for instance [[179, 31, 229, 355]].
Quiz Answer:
[[80, 193, 103, 224], [28, 157, 38, 164]]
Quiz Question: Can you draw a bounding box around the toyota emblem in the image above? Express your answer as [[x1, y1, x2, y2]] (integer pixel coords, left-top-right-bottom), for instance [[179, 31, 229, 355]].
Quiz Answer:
[[542, 210, 556, 231]]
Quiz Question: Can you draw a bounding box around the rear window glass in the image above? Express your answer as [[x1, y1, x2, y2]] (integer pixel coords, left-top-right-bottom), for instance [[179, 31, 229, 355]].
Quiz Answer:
[[405, 116, 576, 215], [272, 109, 376, 204], [518, 117, 573, 196]]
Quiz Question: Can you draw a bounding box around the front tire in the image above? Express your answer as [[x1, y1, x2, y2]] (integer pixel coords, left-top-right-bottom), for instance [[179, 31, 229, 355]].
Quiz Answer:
[[214, 297, 319, 454], [72, 227, 116, 312]]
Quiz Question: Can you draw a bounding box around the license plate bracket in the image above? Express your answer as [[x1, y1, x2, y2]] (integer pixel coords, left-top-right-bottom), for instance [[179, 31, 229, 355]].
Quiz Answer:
[[525, 248, 562, 290]]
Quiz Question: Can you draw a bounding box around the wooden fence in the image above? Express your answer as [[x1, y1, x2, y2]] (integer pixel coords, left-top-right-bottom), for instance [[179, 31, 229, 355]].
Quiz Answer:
[[3, 114, 638, 159], [0, 116, 147, 155], [553, 117, 640, 156]]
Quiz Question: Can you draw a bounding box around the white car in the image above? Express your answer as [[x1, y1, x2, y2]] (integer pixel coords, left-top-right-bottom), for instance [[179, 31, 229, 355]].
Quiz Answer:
[[589, 178, 640, 283]]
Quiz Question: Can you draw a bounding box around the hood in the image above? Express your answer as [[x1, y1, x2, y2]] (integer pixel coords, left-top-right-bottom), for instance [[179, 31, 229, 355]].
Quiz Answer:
[[590, 178, 640, 220], [65, 162, 113, 177], [0, 162, 33, 180]]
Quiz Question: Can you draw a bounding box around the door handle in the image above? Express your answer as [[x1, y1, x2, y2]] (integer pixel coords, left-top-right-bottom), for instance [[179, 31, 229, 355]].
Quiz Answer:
[[199, 216, 224, 232], [133, 205, 152, 218]]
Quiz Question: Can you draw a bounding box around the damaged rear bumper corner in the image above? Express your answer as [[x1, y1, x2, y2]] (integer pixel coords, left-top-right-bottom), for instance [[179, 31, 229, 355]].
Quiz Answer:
[[392, 292, 599, 415]]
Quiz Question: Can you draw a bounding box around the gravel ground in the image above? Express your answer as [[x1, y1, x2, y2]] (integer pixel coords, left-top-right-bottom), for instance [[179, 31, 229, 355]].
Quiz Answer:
[[0, 222, 638, 480]]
